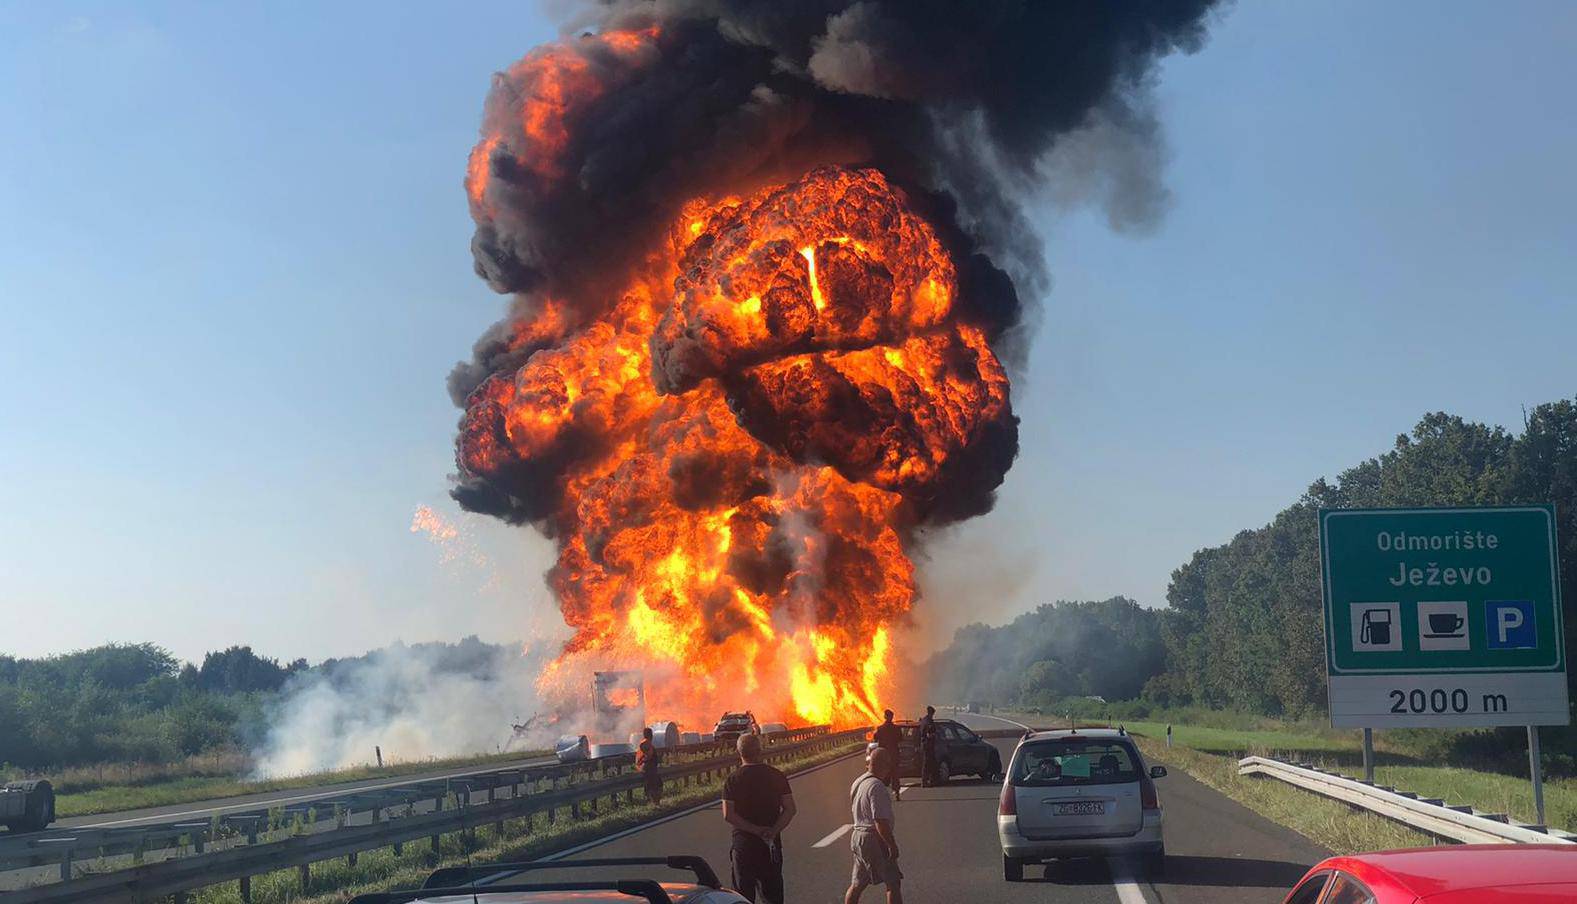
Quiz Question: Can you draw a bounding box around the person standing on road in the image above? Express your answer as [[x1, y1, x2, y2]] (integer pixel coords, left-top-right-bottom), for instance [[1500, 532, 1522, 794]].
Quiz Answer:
[[871, 709, 903, 801], [722, 733, 797, 904], [917, 706, 939, 787], [637, 727, 664, 805], [845, 746, 903, 904]]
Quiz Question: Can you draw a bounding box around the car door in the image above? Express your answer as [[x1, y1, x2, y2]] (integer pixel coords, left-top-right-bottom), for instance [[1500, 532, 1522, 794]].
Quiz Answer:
[[943, 724, 980, 773]]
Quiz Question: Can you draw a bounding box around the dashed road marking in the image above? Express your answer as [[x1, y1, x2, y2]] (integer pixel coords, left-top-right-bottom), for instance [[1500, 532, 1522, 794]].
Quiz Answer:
[[1111, 858, 1156, 904], [812, 823, 853, 848]]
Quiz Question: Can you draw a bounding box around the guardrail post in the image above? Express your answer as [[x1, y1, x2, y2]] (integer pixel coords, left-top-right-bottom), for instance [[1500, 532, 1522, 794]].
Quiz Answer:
[[58, 848, 73, 881], [298, 862, 310, 889], [1362, 729, 1375, 783], [240, 875, 252, 904]]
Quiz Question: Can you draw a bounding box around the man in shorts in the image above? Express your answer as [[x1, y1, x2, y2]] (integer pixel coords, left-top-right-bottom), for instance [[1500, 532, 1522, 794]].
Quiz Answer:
[[845, 746, 903, 904]]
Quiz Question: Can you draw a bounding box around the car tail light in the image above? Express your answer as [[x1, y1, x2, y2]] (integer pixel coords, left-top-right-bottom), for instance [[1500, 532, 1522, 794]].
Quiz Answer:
[[998, 782, 1016, 816], [1140, 775, 1160, 811]]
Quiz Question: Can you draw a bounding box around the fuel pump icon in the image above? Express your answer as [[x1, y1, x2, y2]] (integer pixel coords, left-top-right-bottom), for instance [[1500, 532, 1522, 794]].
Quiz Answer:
[[1360, 608, 1393, 646]]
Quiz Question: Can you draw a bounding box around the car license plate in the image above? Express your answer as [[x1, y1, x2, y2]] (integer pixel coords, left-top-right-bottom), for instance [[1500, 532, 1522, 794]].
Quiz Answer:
[[1051, 801, 1105, 817]]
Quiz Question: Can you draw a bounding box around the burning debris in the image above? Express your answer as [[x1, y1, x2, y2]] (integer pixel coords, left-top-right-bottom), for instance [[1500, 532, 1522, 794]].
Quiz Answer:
[[448, 2, 1219, 729]]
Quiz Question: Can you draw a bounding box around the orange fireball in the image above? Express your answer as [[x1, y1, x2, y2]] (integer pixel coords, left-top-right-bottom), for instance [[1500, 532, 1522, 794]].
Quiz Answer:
[[457, 167, 1014, 729]]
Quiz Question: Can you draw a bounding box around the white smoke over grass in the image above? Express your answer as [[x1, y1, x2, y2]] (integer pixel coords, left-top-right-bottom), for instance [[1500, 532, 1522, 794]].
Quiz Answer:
[[251, 637, 561, 777], [250, 504, 577, 778]]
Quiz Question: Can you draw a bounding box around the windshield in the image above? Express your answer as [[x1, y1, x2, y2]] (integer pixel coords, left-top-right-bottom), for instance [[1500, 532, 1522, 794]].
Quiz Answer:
[[1011, 739, 1141, 787]]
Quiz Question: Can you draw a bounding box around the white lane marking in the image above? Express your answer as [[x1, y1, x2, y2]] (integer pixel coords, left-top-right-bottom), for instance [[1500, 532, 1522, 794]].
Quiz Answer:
[[542, 748, 867, 861], [1110, 859, 1155, 904], [812, 823, 852, 848], [959, 712, 1030, 731], [75, 756, 555, 828]]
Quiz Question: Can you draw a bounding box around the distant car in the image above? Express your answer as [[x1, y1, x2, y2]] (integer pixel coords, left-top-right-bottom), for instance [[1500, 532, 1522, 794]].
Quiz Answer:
[[348, 854, 749, 904], [866, 719, 1003, 783], [997, 728, 1166, 881], [713, 711, 759, 743], [1282, 845, 1577, 904]]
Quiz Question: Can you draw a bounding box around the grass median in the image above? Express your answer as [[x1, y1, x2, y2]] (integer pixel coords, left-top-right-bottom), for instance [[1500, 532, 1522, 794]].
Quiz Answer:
[[50, 749, 550, 820], [183, 740, 864, 904]]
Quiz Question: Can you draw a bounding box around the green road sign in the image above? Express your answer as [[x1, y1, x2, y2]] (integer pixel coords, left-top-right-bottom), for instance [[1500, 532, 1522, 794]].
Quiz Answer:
[[1320, 506, 1568, 728]]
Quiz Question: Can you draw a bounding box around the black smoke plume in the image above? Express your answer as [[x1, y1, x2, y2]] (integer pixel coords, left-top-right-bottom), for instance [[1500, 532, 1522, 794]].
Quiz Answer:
[[449, 0, 1220, 522]]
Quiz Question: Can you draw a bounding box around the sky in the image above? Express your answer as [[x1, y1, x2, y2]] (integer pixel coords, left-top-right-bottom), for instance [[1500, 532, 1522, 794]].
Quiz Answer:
[[2, 2, 1574, 665]]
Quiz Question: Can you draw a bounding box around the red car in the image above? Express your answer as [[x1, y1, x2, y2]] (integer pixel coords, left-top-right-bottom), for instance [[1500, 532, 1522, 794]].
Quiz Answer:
[[1283, 846, 1577, 904]]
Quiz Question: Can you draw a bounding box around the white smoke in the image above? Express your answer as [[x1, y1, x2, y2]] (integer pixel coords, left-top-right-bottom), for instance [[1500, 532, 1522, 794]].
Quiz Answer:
[[251, 638, 561, 777]]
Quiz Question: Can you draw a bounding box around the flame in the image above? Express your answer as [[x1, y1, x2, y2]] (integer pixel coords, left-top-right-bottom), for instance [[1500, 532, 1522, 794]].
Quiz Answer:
[[457, 165, 1013, 729], [466, 28, 660, 216]]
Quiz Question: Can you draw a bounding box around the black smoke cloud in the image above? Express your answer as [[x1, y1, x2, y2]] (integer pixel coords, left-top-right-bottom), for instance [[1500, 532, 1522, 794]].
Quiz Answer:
[[450, 0, 1221, 518]]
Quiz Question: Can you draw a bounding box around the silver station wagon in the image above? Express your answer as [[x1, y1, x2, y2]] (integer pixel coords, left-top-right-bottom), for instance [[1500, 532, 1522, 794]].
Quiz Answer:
[[997, 728, 1167, 880]]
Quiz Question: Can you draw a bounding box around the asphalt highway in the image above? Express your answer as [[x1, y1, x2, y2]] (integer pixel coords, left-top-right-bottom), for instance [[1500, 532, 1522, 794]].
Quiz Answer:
[[541, 714, 1330, 904]]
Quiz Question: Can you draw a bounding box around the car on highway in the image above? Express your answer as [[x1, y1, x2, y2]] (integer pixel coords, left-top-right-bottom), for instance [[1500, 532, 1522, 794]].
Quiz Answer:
[[997, 728, 1166, 881], [1281, 845, 1577, 903], [866, 718, 1003, 783], [712, 711, 759, 743], [348, 855, 749, 904]]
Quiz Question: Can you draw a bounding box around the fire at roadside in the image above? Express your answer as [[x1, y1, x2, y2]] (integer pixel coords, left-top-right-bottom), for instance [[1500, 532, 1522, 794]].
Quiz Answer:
[[447, 2, 1220, 734]]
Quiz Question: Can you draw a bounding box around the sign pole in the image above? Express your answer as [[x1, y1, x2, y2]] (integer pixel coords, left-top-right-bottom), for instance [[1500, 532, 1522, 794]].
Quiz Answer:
[[1362, 728, 1374, 783], [1528, 725, 1546, 826]]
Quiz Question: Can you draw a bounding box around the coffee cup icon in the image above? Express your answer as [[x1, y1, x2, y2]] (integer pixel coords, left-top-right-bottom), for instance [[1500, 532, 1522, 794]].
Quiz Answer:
[[1426, 612, 1465, 637]]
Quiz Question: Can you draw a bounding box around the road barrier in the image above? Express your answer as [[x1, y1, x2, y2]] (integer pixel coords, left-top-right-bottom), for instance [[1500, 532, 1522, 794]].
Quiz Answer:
[[1, 725, 854, 904], [1238, 755, 1577, 845]]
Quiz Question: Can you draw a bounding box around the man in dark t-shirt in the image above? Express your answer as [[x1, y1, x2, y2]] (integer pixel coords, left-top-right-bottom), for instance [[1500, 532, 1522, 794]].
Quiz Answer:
[[871, 709, 903, 801], [722, 733, 796, 904]]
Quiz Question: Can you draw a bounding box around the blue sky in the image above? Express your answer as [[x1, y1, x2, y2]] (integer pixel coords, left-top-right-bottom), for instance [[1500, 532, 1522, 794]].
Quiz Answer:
[[3, 2, 1574, 663]]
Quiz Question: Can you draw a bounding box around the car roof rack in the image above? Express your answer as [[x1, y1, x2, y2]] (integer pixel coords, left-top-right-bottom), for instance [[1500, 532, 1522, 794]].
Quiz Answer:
[[421, 855, 722, 890], [349, 879, 671, 904]]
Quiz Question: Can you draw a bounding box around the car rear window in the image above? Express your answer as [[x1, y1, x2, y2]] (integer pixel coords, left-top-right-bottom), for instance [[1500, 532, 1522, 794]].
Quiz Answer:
[[1011, 739, 1141, 787]]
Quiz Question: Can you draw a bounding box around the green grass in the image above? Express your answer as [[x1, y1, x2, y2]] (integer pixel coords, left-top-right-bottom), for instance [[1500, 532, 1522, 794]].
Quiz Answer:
[[1133, 736, 1432, 855], [178, 741, 864, 904], [53, 749, 550, 819]]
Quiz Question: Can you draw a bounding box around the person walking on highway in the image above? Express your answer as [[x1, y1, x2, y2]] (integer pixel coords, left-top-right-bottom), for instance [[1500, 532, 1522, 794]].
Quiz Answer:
[[722, 733, 797, 904], [917, 706, 939, 787], [871, 709, 903, 801], [845, 746, 903, 904], [637, 727, 664, 806]]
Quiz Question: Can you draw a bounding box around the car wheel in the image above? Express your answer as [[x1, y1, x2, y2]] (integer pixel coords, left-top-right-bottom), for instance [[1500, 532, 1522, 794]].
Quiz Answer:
[[1003, 854, 1024, 882], [937, 759, 950, 784]]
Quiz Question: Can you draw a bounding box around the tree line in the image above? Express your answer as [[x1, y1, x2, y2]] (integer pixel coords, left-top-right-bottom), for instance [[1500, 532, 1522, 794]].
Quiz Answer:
[[0, 638, 506, 772], [1151, 400, 1577, 717], [929, 398, 1577, 720]]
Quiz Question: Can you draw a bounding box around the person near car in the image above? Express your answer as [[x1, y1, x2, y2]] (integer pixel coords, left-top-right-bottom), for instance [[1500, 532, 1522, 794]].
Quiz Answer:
[[871, 709, 903, 801], [721, 733, 796, 904], [917, 706, 939, 787], [845, 746, 904, 904], [637, 727, 663, 805]]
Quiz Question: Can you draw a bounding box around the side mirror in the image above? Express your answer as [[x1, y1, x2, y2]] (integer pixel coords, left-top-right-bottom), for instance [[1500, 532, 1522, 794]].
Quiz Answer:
[[1150, 765, 1167, 779]]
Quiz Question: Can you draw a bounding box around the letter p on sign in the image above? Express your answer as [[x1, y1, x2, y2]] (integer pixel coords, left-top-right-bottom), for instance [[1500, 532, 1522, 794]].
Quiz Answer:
[[1487, 600, 1537, 650]]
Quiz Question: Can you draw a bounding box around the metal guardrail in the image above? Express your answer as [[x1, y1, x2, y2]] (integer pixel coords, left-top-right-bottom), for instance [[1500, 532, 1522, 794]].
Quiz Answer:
[[1238, 755, 1577, 845], [1, 725, 847, 903]]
